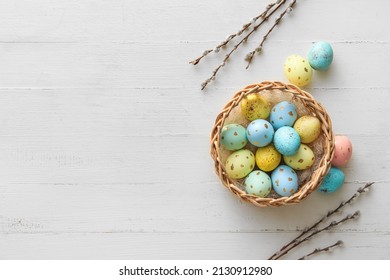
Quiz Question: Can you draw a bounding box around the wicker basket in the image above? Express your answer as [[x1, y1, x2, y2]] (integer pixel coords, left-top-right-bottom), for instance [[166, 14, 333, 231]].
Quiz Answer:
[[210, 81, 335, 207]]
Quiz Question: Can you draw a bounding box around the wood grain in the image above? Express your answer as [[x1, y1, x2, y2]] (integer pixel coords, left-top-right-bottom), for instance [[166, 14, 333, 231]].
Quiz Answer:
[[0, 0, 389, 259]]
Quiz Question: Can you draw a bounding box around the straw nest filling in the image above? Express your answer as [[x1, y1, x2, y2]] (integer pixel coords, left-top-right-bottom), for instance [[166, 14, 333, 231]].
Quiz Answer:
[[210, 81, 335, 207]]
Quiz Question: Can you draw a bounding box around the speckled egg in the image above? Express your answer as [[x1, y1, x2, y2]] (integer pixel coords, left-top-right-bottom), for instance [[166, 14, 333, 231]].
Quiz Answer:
[[273, 126, 301, 156], [271, 165, 299, 197], [318, 167, 345, 193], [332, 135, 353, 167], [270, 101, 297, 129], [283, 144, 315, 171], [293, 116, 321, 144], [255, 144, 281, 172], [284, 55, 313, 87], [245, 170, 272, 197], [241, 93, 270, 121], [308, 41, 333, 71], [220, 124, 248, 151], [225, 149, 255, 179], [246, 119, 274, 147]]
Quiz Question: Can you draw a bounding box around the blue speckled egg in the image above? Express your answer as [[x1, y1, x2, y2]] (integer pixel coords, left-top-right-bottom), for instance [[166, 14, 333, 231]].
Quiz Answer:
[[271, 165, 298, 197], [246, 119, 274, 147], [245, 170, 272, 198], [273, 126, 301, 156], [318, 167, 345, 193], [270, 101, 297, 129], [308, 41, 334, 71], [220, 124, 247, 151]]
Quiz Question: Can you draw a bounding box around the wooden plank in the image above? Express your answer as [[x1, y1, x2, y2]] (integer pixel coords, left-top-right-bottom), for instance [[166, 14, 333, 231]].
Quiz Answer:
[[0, 182, 386, 234], [1, 232, 389, 259]]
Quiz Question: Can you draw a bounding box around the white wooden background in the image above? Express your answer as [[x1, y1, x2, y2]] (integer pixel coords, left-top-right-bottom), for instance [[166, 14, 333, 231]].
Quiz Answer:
[[0, 0, 389, 259]]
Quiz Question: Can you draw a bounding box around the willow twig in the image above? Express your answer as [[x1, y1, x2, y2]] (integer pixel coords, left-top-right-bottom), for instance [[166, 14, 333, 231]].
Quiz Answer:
[[268, 182, 373, 260], [246, 0, 296, 69], [298, 240, 343, 260], [200, 0, 287, 90], [189, 1, 279, 66], [273, 211, 360, 260]]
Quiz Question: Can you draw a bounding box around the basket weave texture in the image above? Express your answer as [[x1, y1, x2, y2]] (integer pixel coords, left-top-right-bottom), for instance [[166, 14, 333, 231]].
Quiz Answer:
[[210, 81, 335, 207]]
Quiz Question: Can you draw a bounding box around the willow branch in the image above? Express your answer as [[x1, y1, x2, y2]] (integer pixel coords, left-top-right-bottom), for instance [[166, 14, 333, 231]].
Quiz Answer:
[[200, 0, 287, 90], [273, 211, 360, 260], [268, 182, 374, 260], [189, 1, 278, 66], [246, 0, 296, 69], [298, 240, 343, 260]]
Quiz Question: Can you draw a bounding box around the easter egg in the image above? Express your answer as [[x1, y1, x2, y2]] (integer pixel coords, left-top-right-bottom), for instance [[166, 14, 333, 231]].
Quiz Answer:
[[225, 149, 255, 179], [284, 55, 313, 87], [271, 165, 299, 197], [241, 93, 270, 121], [308, 41, 333, 71], [270, 101, 298, 129], [293, 116, 321, 143], [220, 124, 248, 151], [332, 135, 353, 167], [246, 119, 274, 147], [283, 144, 315, 170], [318, 167, 345, 193], [245, 170, 272, 198], [255, 144, 281, 172], [273, 126, 301, 156]]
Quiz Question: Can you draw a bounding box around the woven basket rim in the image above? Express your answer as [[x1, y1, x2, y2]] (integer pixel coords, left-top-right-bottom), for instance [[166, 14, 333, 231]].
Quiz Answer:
[[210, 81, 335, 207]]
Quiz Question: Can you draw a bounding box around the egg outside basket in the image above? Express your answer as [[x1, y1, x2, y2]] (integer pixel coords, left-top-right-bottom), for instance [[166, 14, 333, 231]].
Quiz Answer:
[[210, 81, 335, 207]]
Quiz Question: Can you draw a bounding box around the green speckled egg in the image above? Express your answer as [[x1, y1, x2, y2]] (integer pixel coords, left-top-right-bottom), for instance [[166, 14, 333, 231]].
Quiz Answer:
[[220, 124, 247, 151], [308, 41, 333, 71], [241, 93, 270, 121], [245, 170, 272, 197], [318, 167, 345, 193], [284, 144, 315, 170], [225, 149, 255, 179]]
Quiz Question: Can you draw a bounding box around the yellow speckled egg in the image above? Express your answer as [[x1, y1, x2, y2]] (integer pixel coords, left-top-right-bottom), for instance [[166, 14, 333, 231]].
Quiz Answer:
[[284, 55, 313, 87], [225, 149, 255, 179], [283, 144, 315, 170], [241, 93, 270, 121], [293, 116, 321, 143], [255, 144, 281, 172]]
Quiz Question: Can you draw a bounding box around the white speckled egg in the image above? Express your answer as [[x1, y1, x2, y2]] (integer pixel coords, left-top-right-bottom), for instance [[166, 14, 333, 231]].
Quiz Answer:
[[273, 126, 301, 156], [293, 116, 321, 144], [225, 149, 255, 179], [284, 144, 315, 170], [220, 124, 247, 151], [271, 165, 299, 197], [245, 170, 272, 198], [246, 119, 274, 147], [284, 55, 313, 87], [318, 167, 345, 193], [270, 101, 298, 129]]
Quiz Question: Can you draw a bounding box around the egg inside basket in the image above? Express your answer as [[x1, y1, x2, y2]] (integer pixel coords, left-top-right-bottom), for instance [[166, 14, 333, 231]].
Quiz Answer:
[[210, 81, 335, 207]]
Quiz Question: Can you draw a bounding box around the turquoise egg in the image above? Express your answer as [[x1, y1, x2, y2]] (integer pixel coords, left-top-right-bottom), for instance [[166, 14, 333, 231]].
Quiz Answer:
[[246, 119, 274, 147], [318, 167, 345, 193], [273, 126, 301, 156], [220, 124, 247, 151], [271, 165, 298, 197], [270, 101, 297, 129], [308, 41, 334, 71], [244, 170, 272, 198]]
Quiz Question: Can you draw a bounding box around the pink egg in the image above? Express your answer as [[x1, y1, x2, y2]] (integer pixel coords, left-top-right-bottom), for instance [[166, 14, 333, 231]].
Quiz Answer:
[[332, 135, 352, 167]]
